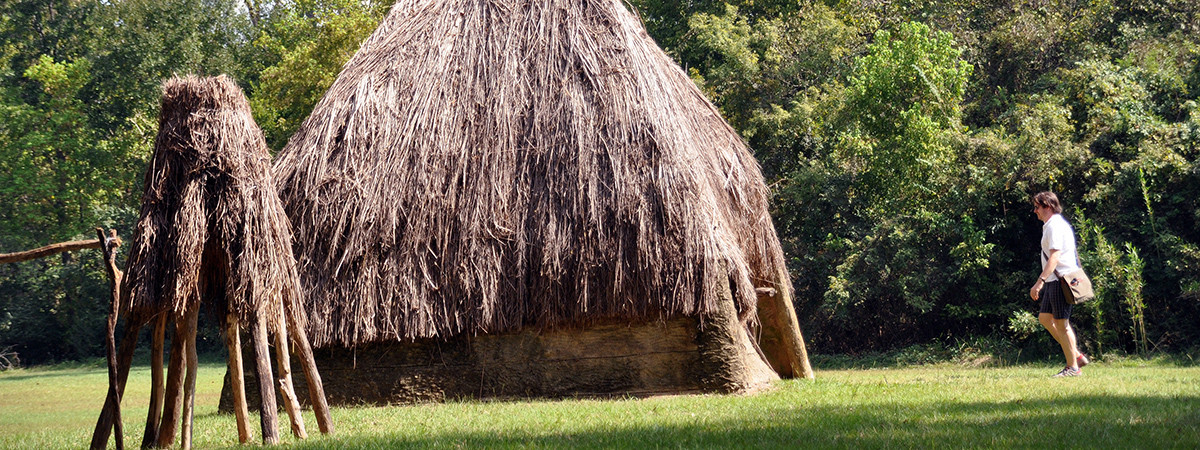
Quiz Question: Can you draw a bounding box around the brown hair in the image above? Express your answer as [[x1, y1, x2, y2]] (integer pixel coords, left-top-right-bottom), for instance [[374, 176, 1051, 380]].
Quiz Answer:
[[1032, 191, 1062, 214]]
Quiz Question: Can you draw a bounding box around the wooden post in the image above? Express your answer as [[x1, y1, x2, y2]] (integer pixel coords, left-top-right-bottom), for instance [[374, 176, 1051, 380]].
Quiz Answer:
[[156, 317, 188, 448], [224, 314, 252, 444], [251, 314, 280, 445], [90, 314, 143, 450], [273, 311, 307, 439], [141, 316, 166, 448], [284, 299, 334, 434], [180, 307, 200, 450], [96, 229, 124, 450], [753, 268, 814, 380], [0, 238, 104, 264]]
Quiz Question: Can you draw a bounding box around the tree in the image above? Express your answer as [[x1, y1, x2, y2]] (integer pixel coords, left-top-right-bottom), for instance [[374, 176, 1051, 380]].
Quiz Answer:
[[0, 56, 131, 363], [0, 56, 132, 247], [81, 0, 255, 131], [0, 0, 96, 104], [838, 21, 973, 214], [249, 0, 389, 150]]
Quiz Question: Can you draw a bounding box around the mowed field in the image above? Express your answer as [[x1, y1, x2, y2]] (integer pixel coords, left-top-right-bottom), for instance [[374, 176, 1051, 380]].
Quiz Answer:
[[1, 359, 1197, 449]]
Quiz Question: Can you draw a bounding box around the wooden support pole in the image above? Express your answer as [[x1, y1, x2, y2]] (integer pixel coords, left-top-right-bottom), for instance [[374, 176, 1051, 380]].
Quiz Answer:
[[223, 314, 252, 444], [0, 238, 109, 264], [251, 314, 280, 445], [90, 314, 143, 450], [180, 307, 200, 450], [155, 318, 187, 448], [753, 268, 814, 380], [284, 299, 333, 434], [141, 316, 166, 449], [96, 229, 124, 450], [273, 311, 307, 440]]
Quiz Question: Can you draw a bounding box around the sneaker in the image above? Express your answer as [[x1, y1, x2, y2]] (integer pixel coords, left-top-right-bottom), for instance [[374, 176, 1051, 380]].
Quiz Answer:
[[1077, 353, 1090, 368], [1053, 366, 1082, 377]]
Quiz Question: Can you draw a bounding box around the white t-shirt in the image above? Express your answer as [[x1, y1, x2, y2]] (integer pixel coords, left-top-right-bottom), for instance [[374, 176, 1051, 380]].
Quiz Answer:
[[1041, 214, 1080, 281]]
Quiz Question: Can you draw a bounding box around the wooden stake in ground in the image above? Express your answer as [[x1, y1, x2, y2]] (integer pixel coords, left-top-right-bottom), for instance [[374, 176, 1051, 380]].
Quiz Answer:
[[141, 316, 167, 448], [96, 229, 124, 450], [224, 314, 252, 444], [180, 307, 200, 450], [273, 311, 307, 439], [156, 317, 187, 448], [90, 314, 144, 450], [251, 314, 280, 445], [284, 301, 334, 434]]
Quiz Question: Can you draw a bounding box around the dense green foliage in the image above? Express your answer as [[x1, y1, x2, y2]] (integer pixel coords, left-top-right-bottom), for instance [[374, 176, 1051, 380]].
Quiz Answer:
[[1, 0, 1197, 364], [2, 360, 1199, 447], [636, 0, 1199, 355]]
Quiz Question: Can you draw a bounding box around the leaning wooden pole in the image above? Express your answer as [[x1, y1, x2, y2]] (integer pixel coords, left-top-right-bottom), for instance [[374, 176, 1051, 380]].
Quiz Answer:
[[90, 314, 143, 450], [179, 307, 200, 450], [272, 312, 307, 439], [250, 313, 280, 445], [155, 319, 188, 448], [141, 316, 166, 449], [97, 229, 125, 450], [284, 300, 333, 434], [753, 267, 814, 380], [223, 314, 252, 444]]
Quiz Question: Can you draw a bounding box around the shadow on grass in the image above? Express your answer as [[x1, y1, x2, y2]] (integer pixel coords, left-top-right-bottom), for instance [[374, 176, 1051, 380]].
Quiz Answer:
[[289, 394, 1200, 449]]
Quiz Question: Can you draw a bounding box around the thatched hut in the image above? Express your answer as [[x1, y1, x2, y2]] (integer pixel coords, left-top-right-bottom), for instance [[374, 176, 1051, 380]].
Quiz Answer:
[[94, 75, 331, 449], [261, 0, 812, 405], [125, 75, 294, 327]]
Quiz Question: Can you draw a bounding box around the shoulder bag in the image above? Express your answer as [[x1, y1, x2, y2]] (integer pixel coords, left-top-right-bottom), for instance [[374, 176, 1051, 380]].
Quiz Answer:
[[1043, 250, 1095, 305]]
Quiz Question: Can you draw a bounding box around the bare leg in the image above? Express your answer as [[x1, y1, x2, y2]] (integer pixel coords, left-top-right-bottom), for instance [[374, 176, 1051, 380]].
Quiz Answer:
[[1056, 318, 1080, 368], [1039, 313, 1079, 369]]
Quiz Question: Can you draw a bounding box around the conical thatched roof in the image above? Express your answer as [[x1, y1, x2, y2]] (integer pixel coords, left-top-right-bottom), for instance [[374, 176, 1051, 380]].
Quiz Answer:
[[274, 0, 790, 348], [125, 75, 299, 325]]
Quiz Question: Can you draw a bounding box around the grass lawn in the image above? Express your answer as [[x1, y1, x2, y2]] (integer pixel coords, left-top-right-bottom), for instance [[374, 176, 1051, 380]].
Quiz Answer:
[[1, 359, 1197, 448]]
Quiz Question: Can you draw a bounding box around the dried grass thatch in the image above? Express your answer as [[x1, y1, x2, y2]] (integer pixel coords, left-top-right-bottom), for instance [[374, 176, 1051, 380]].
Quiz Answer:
[[125, 75, 299, 326], [274, 0, 789, 348]]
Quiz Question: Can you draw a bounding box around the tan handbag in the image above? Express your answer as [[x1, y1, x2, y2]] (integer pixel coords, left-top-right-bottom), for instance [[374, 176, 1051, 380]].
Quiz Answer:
[[1042, 250, 1095, 305], [1059, 268, 1094, 305]]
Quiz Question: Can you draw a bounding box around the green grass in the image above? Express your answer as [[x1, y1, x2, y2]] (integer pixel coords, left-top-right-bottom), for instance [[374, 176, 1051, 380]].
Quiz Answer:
[[2, 360, 1197, 449]]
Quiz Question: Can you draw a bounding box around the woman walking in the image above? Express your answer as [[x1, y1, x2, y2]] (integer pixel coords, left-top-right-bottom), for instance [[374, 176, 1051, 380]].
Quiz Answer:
[[1029, 191, 1089, 377]]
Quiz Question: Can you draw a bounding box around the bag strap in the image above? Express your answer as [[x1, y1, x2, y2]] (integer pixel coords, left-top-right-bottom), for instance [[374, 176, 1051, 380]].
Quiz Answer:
[[1042, 249, 1083, 277]]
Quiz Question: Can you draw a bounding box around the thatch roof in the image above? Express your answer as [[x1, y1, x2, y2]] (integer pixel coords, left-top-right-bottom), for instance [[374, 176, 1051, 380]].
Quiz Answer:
[[125, 75, 299, 326], [274, 0, 790, 348]]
